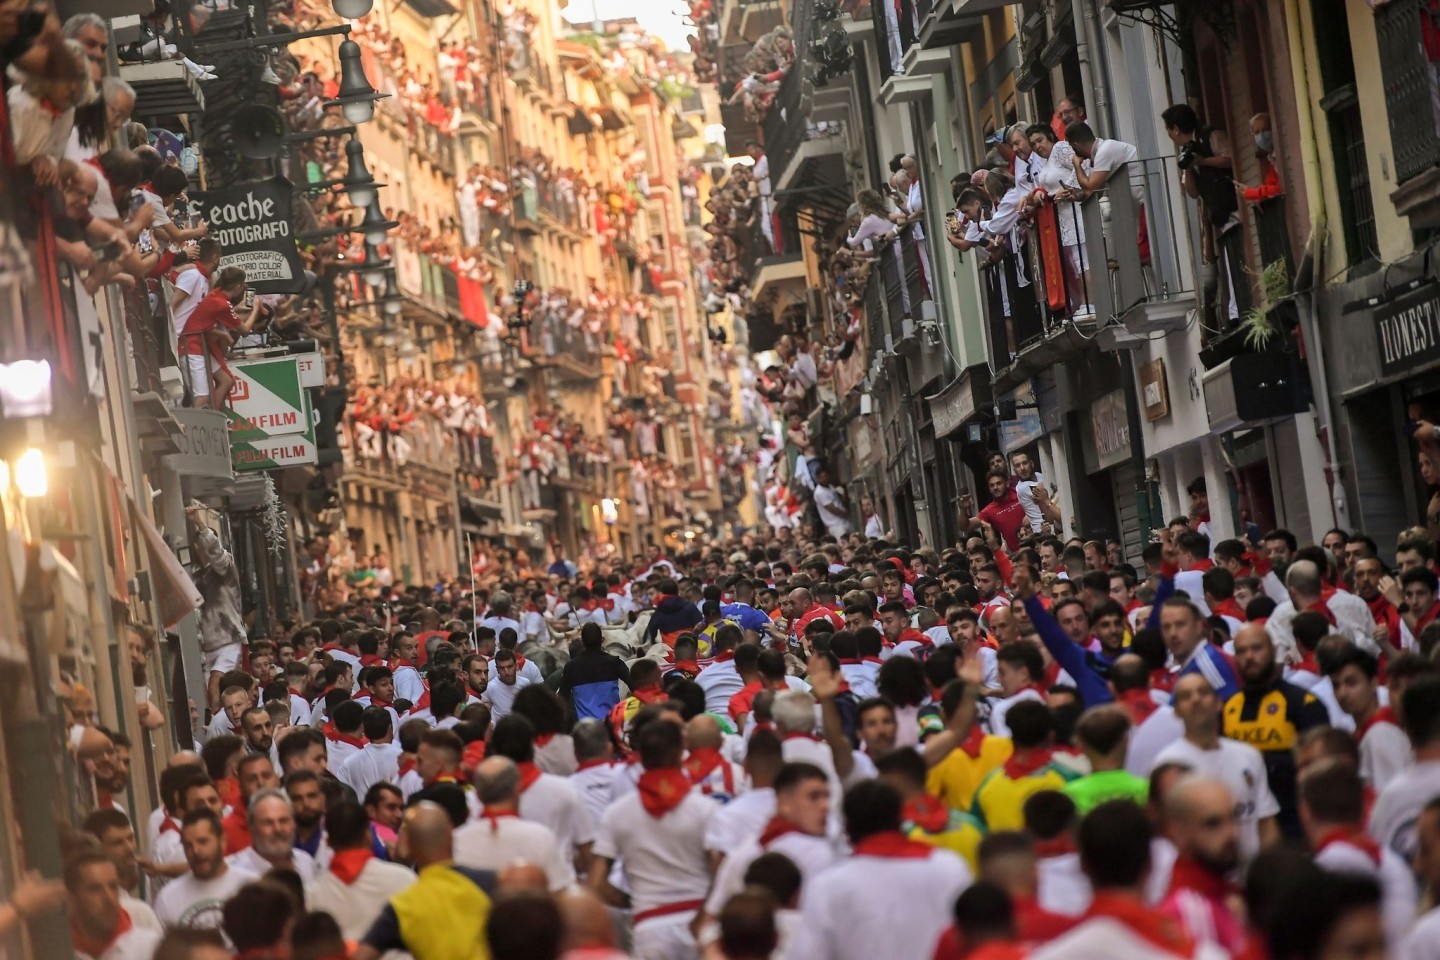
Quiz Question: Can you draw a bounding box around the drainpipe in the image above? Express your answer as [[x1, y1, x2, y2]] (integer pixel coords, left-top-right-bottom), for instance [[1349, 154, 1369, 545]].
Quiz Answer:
[[1072, 0, 1112, 135], [1282, 0, 1346, 529]]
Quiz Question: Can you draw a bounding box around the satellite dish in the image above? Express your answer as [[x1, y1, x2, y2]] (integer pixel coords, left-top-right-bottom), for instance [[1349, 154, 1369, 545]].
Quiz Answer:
[[230, 104, 286, 160]]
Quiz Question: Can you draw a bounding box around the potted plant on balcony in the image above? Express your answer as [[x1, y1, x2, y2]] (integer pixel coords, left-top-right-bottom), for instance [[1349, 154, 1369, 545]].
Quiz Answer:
[[1198, 257, 1298, 370]]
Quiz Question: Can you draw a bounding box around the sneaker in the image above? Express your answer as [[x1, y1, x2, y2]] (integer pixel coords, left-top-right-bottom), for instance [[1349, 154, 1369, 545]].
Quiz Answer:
[[1073, 304, 1095, 319], [260, 63, 281, 84]]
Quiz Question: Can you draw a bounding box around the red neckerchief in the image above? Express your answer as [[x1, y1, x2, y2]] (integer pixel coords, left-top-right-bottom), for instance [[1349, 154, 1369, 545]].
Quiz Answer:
[[1184, 558, 1215, 573], [515, 654, 528, 671], [1002, 747, 1055, 779], [96, 789, 113, 811], [38, 97, 66, 118], [1015, 894, 1081, 942], [1415, 600, 1440, 634], [359, 654, 385, 667], [1355, 705, 1398, 743], [1116, 689, 1159, 725], [159, 815, 181, 835], [712, 650, 735, 663], [896, 627, 933, 647], [1086, 892, 1195, 957], [390, 658, 416, 671], [322, 722, 367, 749], [71, 906, 133, 958], [1303, 598, 1338, 626], [1032, 835, 1076, 858], [1211, 598, 1245, 621], [1315, 827, 1382, 866], [576, 758, 614, 772], [535, 733, 556, 748], [637, 767, 691, 818], [412, 682, 432, 712], [673, 660, 700, 676], [852, 830, 934, 858], [1167, 855, 1238, 902], [516, 761, 543, 792], [367, 692, 395, 710], [398, 756, 417, 779], [631, 684, 667, 705], [328, 847, 373, 885], [955, 725, 987, 759], [429, 768, 466, 786], [757, 816, 804, 847], [904, 794, 950, 834], [1150, 669, 1176, 694], [461, 741, 486, 777], [480, 808, 520, 831], [682, 748, 734, 795], [782, 731, 819, 743]]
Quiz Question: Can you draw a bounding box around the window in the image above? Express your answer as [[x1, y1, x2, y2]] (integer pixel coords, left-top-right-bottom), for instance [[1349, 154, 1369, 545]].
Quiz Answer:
[[1311, 0, 1377, 269], [1376, 0, 1440, 183]]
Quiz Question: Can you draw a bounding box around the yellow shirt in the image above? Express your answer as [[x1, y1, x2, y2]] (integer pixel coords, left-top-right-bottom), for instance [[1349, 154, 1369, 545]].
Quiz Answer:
[[907, 809, 987, 872], [971, 756, 1080, 832], [376, 862, 495, 960], [927, 731, 1013, 813]]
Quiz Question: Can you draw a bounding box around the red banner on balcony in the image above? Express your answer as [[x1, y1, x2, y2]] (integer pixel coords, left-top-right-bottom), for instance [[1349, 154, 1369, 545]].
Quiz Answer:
[[454, 267, 490, 328]]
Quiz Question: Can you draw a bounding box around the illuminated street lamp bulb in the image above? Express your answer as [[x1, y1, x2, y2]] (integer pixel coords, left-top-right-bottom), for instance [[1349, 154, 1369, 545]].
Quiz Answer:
[[362, 242, 386, 287], [14, 448, 46, 498], [342, 139, 380, 208], [360, 199, 393, 245]]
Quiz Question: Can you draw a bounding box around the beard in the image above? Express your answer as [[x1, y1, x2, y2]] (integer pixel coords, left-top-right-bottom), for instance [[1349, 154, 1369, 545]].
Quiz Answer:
[[294, 810, 322, 830], [1193, 843, 1240, 876]]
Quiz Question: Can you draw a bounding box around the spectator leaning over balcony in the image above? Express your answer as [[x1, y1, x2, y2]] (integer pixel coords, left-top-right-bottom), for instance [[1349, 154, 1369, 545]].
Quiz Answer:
[[61, 12, 106, 84], [68, 76, 134, 162], [1009, 124, 1042, 192], [52, 158, 132, 294], [148, 164, 209, 248], [1237, 112, 1282, 205], [891, 163, 931, 294], [1066, 122, 1147, 264], [1028, 123, 1092, 318], [1162, 102, 1247, 328], [8, 37, 93, 186]]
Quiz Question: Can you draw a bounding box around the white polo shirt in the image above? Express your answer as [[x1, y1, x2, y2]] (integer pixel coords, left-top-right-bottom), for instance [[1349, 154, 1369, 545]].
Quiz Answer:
[[703, 787, 775, 857], [481, 677, 531, 721], [304, 856, 416, 942], [696, 657, 745, 715], [517, 771, 595, 863], [454, 815, 575, 892], [789, 843, 971, 960], [704, 829, 838, 917], [594, 790, 715, 919], [336, 741, 402, 800], [569, 761, 620, 834]]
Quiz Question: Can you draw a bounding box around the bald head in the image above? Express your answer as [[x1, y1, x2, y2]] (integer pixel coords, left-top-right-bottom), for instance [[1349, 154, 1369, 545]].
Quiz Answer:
[[686, 713, 723, 751], [1163, 775, 1240, 872], [497, 862, 548, 893], [787, 587, 813, 609], [473, 756, 520, 807], [558, 890, 618, 950], [400, 801, 454, 866], [1285, 560, 1321, 601], [1163, 775, 1234, 826], [169, 750, 202, 769]]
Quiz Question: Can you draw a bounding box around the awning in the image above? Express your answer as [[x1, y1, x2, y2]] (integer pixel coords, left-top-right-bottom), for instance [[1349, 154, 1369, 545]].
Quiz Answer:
[[128, 497, 203, 629]]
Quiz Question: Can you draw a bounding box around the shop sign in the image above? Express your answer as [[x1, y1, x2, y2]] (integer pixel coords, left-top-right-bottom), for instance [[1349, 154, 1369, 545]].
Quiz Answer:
[[1090, 389, 1132, 470], [226, 357, 317, 471], [191, 177, 304, 294], [292, 351, 325, 388], [164, 407, 235, 480], [998, 384, 1043, 453], [1140, 359, 1170, 421], [1373, 282, 1440, 378], [931, 370, 988, 439]]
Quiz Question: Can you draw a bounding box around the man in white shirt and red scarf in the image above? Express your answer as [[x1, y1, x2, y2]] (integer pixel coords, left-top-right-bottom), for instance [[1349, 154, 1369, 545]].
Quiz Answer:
[[590, 716, 715, 960], [67, 851, 161, 960]]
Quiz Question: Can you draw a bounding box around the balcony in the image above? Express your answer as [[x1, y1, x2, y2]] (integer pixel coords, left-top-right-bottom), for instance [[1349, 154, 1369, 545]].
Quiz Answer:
[[748, 213, 806, 300], [1075, 157, 1196, 338], [879, 228, 933, 353], [525, 322, 603, 381], [514, 185, 542, 235]]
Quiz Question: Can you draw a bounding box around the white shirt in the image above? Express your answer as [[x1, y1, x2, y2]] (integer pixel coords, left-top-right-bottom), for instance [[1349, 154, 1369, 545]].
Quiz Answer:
[[304, 856, 416, 942], [454, 816, 575, 892], [1314, 839, 1418, 948], [337, 741, 402, 799], [705, 830, 838, 918], [1037, 852, 1092, 916], [1125, 705, 1186, 777], [696, 658, 745, 714], [569, 761, 620, 835], [1031, 915, 1230, 960], [76, 925, 163, 960], [120, 894, 161, 932], [392, 665, 425, 705], [1357, 716, 1413, 792], [481, 676, 531, 720], [813, 484, 852, 539], [703, 786, 776, 857], [1015, 473, 1047, 532], [326, 737, 364, 770], [1369, 760, 1440, 864], [478, 615, 523, 639], [534, 734, 577, 777], [1085, 138, 1141, 199], [226, 846, 318, 882], [988, 687, 1046, 737], [1266, 593, 1377, 663], [790, 845, 971, 960], [517, 772, 595, 863], [168, 267, 210, 342], [838, 661, 880, 700], [153, 865, 258, 929], [594, 790, 716, 918], [1151, 737, 1279, 863], [7, 86, 74, 166], [1400, 905, 1440, 960]]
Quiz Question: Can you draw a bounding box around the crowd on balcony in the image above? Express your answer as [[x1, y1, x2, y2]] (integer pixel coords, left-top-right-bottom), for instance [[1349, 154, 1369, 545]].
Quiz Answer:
[[512, 408, 612, 509], [721, 25, 796, 123], [347, 376, 495, 473]]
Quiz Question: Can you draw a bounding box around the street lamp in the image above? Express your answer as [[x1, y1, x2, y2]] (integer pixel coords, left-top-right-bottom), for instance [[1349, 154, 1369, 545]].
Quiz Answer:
[[341, 138, 384, 208], [329, 39, 389, 124], [508, 279, 534, 335], [331, 0, 373, 18], [362, 242, 390, 288], [359, 199, 398, 246]]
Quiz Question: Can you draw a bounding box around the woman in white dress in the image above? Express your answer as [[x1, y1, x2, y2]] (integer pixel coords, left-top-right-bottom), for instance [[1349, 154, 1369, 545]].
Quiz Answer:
[[1028, 123, 1094, 317]]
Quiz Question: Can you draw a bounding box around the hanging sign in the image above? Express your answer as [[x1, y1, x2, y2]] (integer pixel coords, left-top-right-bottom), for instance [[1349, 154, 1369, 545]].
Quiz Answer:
[[191, 177, 305, 294]]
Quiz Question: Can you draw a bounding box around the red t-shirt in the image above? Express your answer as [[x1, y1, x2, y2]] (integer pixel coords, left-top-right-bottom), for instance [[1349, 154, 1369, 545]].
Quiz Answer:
[[978, 489, 1027, 551], [180, 291, 235, 355]]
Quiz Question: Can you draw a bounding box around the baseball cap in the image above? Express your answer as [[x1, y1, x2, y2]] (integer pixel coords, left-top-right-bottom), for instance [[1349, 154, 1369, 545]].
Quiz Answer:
[[985, 128, 1007, 145]]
